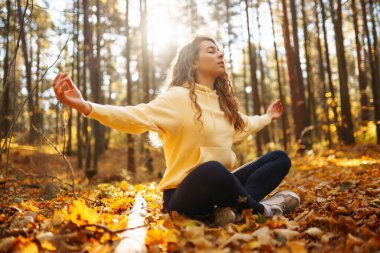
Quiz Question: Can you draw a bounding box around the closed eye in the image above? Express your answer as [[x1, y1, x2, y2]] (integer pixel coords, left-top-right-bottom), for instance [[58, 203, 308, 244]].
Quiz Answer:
[[206, 46, 219, 54]]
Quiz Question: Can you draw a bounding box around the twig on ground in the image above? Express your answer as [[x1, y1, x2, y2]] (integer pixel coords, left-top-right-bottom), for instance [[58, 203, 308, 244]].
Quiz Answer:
[[10, 166, 72, 188], [31, 124, 76, 198], [80, 224, 149, 235]]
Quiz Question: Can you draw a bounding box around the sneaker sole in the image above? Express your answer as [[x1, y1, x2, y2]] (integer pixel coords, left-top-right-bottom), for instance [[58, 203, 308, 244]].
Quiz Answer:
[[276, 190, 300, 213], [213, 207, 236, 226]]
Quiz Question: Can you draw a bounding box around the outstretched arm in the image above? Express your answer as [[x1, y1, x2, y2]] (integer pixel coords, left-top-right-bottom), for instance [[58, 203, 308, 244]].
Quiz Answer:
[[51, 72, 180, 135]]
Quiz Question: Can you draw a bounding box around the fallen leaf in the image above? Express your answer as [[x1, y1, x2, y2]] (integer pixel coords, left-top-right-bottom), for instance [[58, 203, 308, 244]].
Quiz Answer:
[[274, 228, 300, 241], [304, 227, 323, 238]]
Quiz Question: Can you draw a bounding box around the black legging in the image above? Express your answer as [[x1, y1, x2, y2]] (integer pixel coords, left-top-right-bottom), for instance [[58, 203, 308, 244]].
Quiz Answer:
[[162, 150, 291, 221]]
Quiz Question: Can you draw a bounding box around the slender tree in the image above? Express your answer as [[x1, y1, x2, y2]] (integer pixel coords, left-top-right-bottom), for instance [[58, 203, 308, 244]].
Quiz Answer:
[[16, 0, 35, 144], [242, 46, 250, 115], [92, 0, 106, 171], [369, 0, 380, 144], [268, 0, 288, 150], [0, 0, 12, 141], [224, 0, 236, 85], [280, 0, 307, 140], [329, 0, 355, 144], [290, 0, 309, 133], [244, 0, 263, 155], [254, 2, 272, 145], [301, 0, 318, 142], [362, 0, 380, 144], [126, 0, 136, 173], [139, 0, 154, 172], [83, 0, 94, 176], [320, 0, 341, 141], [351, 0, 369, 123], [314, 0, 332, 147], [74, 0, 83, 168]]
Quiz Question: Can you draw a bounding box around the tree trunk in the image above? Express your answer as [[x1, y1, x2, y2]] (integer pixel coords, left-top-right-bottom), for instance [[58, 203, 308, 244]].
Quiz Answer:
[[33, 36, 44, 147], [16, 0, 35, 145], [320, 0, 342, 142], [244, 0, 263, 156], [301, 0, 318, 144], [369, 0, 380, 145], [83, 0, 94, 177], [290, 0, 309, 138], [126, 0, 136, 173], [351, 0, 369, 123], [255, 2, 272, 145], [67, 30, 73, 155], [329, 0, 355, 144], [361, 0, 380, 144], [314, 0, 332, 147], [74, 0, 83, 168], [280, 0, 307, 140], [1, 0, 12, 141], [92, 0, 106, 171], [139, 0, 153, 173], [268, 0, 288, 150], [242, 46, 249, 115], [224, 0, 235, 86]]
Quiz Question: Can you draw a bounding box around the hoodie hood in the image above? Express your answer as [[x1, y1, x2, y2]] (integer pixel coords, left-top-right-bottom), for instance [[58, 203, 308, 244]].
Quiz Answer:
[[194, 82, 217, 94], [181, 82, 218, 129], [182, 82, 217, 94]]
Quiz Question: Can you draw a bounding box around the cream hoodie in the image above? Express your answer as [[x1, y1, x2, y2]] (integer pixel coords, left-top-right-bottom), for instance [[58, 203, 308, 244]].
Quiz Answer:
[[82, 82, 272, 191]]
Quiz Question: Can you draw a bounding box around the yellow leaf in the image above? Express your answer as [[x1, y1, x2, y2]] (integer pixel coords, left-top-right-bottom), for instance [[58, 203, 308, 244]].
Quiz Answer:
[[20, 201, 39, 212], [108, 198, 133, 213], [166, 229, 179, 243], [146, 228, 165, 245], [52, 210, 64, 225], [41, 240, 56, 251], [120, 181, 129, 192], [281, 241, 307, 253], [62, 200, 100, 225], [14, 242, 38, 253]]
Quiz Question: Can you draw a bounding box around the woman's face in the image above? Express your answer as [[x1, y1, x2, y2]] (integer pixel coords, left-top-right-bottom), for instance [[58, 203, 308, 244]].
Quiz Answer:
[[194, 40, 225, 78]]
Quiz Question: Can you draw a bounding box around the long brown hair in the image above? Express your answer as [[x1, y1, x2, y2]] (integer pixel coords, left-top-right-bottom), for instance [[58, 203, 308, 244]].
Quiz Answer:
[[149, 35, 245, 147]]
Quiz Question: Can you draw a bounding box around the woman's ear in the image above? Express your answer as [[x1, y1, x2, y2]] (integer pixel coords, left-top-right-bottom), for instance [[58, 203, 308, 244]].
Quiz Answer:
[[193, 59, 199, 69]]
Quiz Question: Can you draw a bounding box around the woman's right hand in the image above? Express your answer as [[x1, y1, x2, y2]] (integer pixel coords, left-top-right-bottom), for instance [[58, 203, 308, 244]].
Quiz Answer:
[[52, 72, 92, 115]]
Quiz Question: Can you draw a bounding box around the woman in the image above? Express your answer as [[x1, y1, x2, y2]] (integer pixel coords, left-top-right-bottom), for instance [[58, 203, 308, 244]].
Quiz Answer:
[[52, 36, 300, 225]]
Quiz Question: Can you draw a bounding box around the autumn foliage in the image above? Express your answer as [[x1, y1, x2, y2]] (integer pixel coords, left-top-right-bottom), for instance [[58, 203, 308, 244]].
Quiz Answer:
[[0, 145, 379, 252]]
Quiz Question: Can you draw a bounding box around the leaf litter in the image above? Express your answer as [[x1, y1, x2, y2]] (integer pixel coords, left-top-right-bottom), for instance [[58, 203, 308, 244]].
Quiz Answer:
[[0, 144, 379, 252]]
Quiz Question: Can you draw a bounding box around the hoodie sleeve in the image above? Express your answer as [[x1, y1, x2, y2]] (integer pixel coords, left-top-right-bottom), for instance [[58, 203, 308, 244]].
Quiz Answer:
[[233, 112, 272, 143], [81, 88, 180, 135]]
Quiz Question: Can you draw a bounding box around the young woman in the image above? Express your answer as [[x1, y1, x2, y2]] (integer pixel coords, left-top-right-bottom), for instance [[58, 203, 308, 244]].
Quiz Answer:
[[52, 36, 300, 225]]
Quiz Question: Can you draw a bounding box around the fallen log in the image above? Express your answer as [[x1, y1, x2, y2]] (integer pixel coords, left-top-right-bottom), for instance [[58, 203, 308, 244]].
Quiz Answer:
[[114, 191, 148, 253]]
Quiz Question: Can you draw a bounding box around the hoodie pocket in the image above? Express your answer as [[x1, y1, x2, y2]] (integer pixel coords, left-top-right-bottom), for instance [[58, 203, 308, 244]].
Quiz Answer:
[[197, 146, 237, 170]]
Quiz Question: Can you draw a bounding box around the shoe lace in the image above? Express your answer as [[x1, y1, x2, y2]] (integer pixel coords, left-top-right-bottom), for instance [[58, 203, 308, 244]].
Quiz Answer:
[[263, 194, 285, 206]]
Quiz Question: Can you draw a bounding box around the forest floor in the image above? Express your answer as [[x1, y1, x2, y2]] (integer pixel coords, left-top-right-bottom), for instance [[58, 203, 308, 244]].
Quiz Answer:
[[0, 144, 379, 252]]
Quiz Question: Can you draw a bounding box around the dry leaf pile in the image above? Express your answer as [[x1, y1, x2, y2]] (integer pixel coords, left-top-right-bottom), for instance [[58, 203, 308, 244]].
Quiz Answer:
[[0, 145, 379, 252]]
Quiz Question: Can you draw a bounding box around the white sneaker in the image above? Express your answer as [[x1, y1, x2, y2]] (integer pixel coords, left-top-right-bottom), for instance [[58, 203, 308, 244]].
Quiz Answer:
[[212, 206, 236, 226], [260, 190, 300, 217]]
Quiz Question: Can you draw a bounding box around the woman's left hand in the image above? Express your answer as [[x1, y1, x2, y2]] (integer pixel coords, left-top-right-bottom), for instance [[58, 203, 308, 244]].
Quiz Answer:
[[266, 99, 284, 121]]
